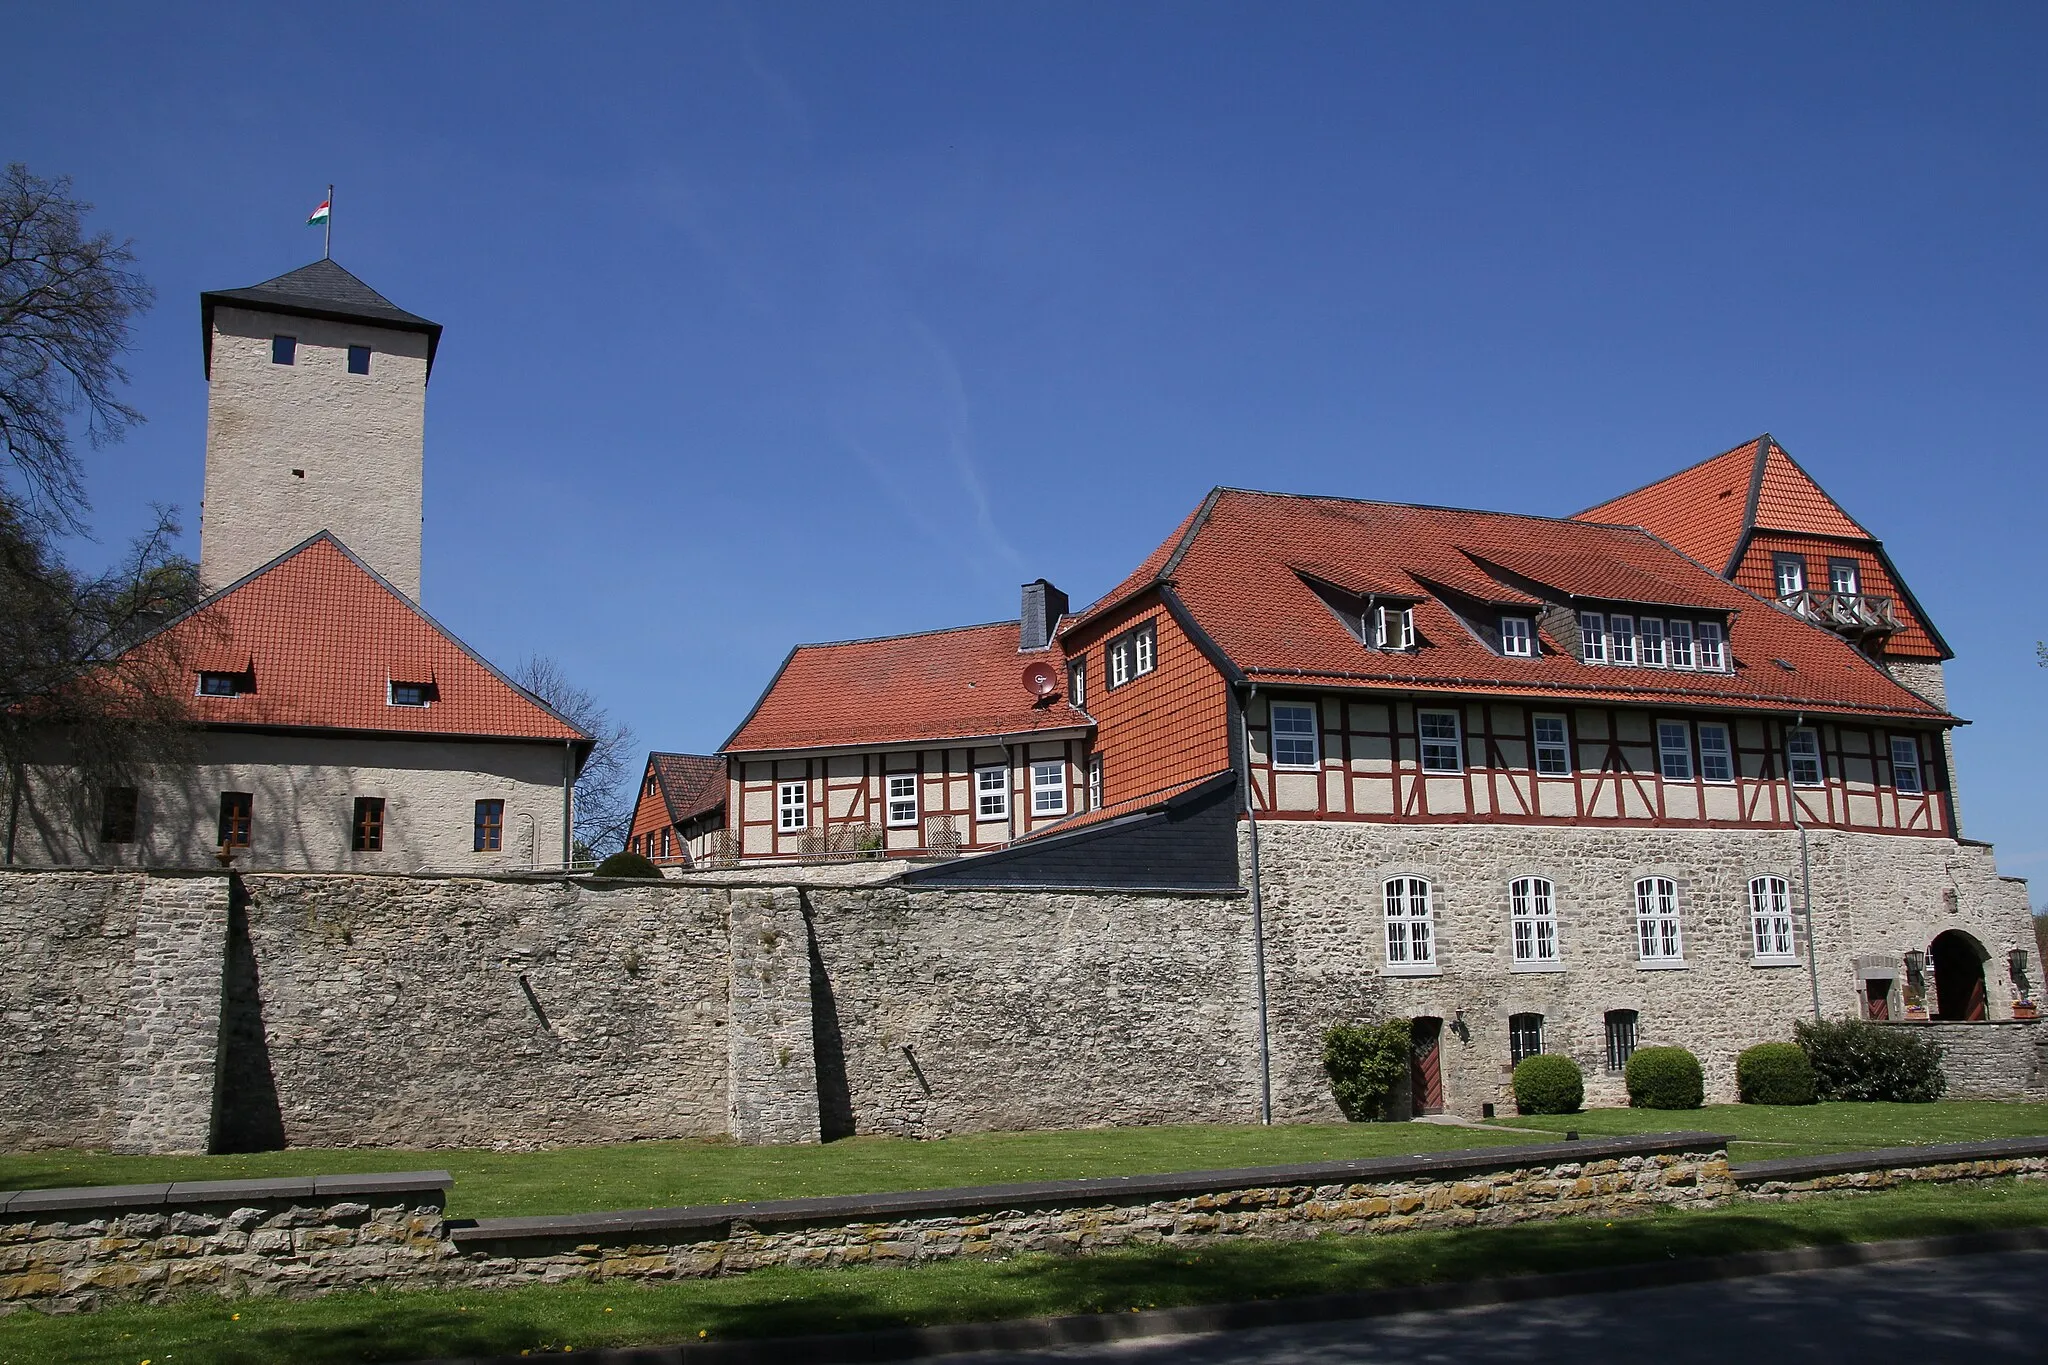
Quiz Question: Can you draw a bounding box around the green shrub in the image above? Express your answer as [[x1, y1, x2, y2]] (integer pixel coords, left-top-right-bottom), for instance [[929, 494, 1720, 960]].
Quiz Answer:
[[594, 850, 663, 879], [1736, 1042, 1817, 1105], [1625, 1045, 1704, 1109], [1322, 1019, 1412, 1122], [1512, 1054, 1584, 1115], [1794, 1018, 1946, 1102]]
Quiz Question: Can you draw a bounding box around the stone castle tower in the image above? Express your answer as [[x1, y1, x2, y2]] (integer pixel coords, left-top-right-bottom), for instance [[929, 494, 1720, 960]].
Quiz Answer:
[[198, 260, 442, 601]]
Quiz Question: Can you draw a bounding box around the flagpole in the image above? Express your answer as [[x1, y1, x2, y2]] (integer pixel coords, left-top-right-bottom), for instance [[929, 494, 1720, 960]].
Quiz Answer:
[[324, 184, 333, 259]]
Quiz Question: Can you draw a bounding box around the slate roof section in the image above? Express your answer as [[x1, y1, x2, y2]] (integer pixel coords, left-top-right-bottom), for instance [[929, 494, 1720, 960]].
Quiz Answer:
[[201, 259, 444, 377], [651, 753, 727, 824], [1146, 489, 1950, 722], [124, 533, 590, 746], [723, 621, 1095, 755]]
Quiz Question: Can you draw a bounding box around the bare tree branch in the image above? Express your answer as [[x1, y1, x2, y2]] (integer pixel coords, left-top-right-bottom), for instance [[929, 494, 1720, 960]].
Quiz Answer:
[[0, 163, 154, 534], [512, 655, 635, 859]]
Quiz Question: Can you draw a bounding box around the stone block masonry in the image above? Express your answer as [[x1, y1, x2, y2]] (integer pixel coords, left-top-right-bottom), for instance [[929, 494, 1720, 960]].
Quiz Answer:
[[112, 876, 232, 1154]]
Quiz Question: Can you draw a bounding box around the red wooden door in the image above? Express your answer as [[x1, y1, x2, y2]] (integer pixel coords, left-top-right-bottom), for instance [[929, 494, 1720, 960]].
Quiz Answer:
[[1865, 979, 1890, 1021], [1411, 1017, 1445, 1116]]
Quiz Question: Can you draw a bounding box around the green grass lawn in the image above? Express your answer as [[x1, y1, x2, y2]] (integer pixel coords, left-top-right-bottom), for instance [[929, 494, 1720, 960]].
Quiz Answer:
[[0, 1122, 1529, 1220], [1493, 1100, 2048, 1162], [6, 1177, 2045, 1365]]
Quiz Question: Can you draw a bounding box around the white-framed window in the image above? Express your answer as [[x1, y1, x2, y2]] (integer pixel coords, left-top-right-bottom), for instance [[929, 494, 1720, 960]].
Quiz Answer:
[[1500, 616, 1534, 657], [1087, 754, 1103, 811], [1609, 614, 1636, 665], [1829, 559, 1861, 596], [1376, 604, 1415, 650], [1775, 554, 1806, 597], [1030, 760, 1066, 816], [1890, 736, 1923, 794], [975, 766, 1008, 822], [1533, 715, 1570, 776], [1667, 620, 1696, 669], [1698, 723, 1735, 784], [777, 780, 807, 832], [1271, 702, 1319, 768], [1106, 623, 1156, 689], [1657, 720, 1693, 781], [1695, 621, 1726, 671], [1579, 612, 1606, 663], [1108, 637, 1132, 688], [1635, 876, 1684, 961], [1067, 658, 1086, 709], [1638, 617, 1666, 666], [1509, 1012, 1546, 1065], [1134, 625, 1156, 676], [1418, 709, 1463, 773], [1787, 727, 1823, 786], [1510, 877, 1559, 965], [1749, 875, 1796, 960], [1383, 877, 1435, 967], [886, 773, 918, 827]]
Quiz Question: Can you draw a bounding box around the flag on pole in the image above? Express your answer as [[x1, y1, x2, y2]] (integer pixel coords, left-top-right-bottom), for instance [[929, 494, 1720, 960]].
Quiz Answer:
[[307, 198, 331, 227]]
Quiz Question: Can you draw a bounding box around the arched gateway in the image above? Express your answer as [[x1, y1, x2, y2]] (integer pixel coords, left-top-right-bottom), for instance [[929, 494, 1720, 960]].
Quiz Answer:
[[1931, 930, 1989, 1021]]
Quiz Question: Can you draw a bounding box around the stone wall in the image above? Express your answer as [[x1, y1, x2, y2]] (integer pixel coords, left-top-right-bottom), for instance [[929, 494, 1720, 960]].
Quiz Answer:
[[225, 873, 733, 1149], [0, 871, 142, 1150], [1914, 1022, 2048, 1100], [800, 884, 1262, 1138], [1249, 821, 2036, 1120]]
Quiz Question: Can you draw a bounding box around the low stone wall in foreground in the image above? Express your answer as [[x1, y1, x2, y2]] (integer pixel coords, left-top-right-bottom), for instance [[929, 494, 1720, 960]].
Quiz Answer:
[[7, 1133, 2048, 1315]]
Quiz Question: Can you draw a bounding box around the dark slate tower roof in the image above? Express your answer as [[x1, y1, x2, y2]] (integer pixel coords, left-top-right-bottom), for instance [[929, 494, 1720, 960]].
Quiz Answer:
[[201, 259, 443, 377]]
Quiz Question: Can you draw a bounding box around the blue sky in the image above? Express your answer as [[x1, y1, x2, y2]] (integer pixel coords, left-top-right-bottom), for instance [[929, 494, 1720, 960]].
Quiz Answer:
[[11, 4, 2045, 897]]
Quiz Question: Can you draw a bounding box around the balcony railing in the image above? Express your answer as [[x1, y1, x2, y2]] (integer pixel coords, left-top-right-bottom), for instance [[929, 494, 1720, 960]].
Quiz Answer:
[[1779, 589, 1901, 637]]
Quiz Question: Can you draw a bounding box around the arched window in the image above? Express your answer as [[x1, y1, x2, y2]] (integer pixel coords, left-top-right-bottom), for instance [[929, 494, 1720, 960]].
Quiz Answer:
[[1604, 1010, 1638, 1072], [1634, 877, 1683, 961], [1509, 1012, 1545, 1065], [1510, 877, 1558, 964], [1383, 877, 1435, 966], [1749, 876, 1795, 960]]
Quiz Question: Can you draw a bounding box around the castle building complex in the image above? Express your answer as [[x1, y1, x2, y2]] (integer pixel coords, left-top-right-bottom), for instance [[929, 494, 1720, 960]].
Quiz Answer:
[[3, 260, 590, 872]]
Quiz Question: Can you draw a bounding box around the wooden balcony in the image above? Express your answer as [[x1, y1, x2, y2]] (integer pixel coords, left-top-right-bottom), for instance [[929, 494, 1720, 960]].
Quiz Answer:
[[1779, 589, 1902, 641]]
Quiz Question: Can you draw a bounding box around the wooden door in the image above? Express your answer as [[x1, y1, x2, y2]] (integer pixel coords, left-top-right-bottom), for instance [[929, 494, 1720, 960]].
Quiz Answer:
[[1411, 1017, 1445, 1116], [1865, 979, 1891, 1021]]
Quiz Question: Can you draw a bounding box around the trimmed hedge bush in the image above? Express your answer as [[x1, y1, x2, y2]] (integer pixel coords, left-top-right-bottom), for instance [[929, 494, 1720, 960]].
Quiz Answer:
[[1737, 1042, 1817, 1105], [1323, 1019, 1412, 1122], [1625, 1045, 1704, 1109], [594, 850, 664, 879], [1512, 1054, 1584, 1115], [1794, 1018, 1946, 1102]]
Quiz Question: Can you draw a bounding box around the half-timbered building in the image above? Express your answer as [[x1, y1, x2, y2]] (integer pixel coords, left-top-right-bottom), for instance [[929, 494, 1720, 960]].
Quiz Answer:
[[715, 436, 2033, 1116], [626, 753, 727, 867]]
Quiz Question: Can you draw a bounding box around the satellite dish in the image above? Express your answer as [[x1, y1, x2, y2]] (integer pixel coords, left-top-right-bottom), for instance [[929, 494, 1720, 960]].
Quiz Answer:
[[1022, 660, 1060, 699]]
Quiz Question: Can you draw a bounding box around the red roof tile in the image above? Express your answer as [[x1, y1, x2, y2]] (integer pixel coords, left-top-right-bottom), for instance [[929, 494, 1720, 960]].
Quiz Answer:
[[1576, 436, 1765, 573], [724, 621, 1094, 754], [1164, 490, 1948, 722], [1752, 441, 1871, 539], [128, 534, 588, 743], [652, 753, 726, 823]]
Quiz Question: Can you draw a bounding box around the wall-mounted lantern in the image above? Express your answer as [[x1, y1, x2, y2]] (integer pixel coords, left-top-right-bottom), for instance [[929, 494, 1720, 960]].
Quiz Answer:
[[2009, 949, 2037, 1018]]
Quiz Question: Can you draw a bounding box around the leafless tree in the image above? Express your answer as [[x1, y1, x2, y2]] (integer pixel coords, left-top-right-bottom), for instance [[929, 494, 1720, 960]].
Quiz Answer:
[[513, 655, 635, 860], [1, 163, 154, 534]]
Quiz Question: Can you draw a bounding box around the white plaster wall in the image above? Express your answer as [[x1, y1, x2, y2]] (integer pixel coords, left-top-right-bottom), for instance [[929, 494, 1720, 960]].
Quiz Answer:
[[9, 731, 572, 873], [202, 306, 427, 599]]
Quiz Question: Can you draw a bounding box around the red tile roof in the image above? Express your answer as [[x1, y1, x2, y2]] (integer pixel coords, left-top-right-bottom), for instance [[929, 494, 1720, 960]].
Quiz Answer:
[[1752, 441, 1871, 540], [1147, 489, 1948, 722], [724, 621, 1094, 754], [652, 753, 727, 823], [129, 533, 588, 743]]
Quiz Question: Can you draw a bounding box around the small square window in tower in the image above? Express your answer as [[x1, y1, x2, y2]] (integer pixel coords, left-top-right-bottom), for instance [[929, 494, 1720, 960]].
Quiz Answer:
[[347, 344, 371, 375], [271, 335, 296, 365], [474, 799, 503, 852], [352, 797, 385, 852], [218, 791, 253, 849], [100, 787, 139, 844]]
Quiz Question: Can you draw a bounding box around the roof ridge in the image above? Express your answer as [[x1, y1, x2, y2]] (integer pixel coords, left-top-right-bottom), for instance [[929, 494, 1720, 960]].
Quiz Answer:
[[1212, 485, 1682, 534], [788, 619, 1019, 651], [1572, 434, 1768, 520]]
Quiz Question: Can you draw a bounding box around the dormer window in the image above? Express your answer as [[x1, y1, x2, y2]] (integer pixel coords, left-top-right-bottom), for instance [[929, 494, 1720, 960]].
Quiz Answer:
[[1500, 616, 1534, 657], [1106, 621, 1157, 690], [1578, 612, 1606, 663], [1375, 604, 1415, 651], [388, 681, 436, 707], [197, 670, 251, 697]]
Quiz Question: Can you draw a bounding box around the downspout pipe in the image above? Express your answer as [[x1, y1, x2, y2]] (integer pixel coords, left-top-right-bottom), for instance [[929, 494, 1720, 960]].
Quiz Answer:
[[1789, 715, 1822, 1021], [563, 739, 575, 871], [1239, 683, 1273, 1125]]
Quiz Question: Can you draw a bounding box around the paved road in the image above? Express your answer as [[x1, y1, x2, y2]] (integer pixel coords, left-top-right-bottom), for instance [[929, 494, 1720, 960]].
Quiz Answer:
[[928, 1249, 2048, 1364]]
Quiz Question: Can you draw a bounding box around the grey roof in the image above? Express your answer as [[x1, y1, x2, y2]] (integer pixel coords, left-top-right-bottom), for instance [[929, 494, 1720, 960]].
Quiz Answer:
[[201, 259, 443, 377]]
